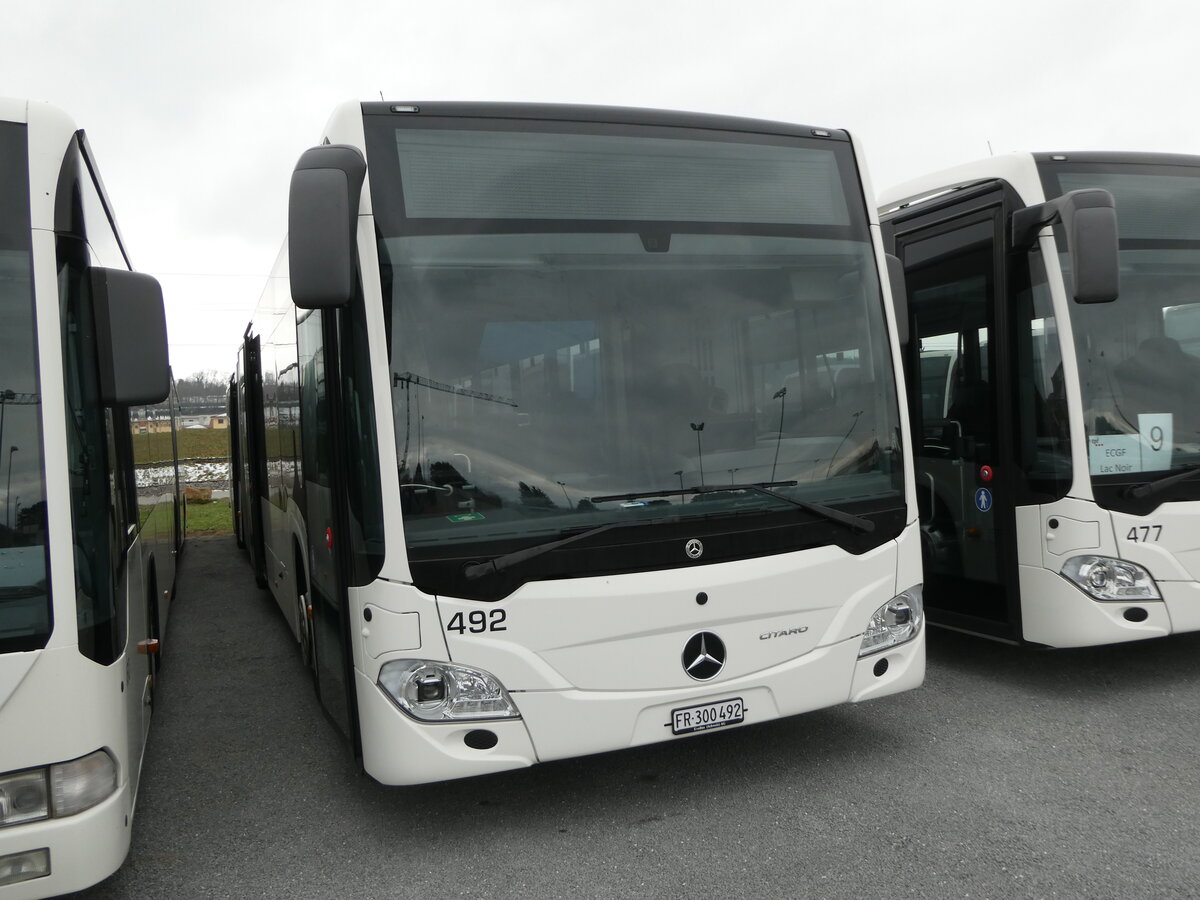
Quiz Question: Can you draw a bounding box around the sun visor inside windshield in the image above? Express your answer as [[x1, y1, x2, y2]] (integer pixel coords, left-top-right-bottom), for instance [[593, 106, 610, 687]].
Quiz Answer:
[[393, 129, 850, 226]]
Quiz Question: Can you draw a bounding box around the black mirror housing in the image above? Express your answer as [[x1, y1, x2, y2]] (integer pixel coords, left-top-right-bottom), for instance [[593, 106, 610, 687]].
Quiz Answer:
[[288, 144, 367, 309], [1060, 191, 1119, 303], [90, 267, 170, 405], [1011, 188, 1119, 303]]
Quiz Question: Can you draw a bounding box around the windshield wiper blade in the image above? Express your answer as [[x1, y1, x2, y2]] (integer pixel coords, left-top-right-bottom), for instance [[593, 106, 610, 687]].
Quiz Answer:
[[463, 517, 674, 581], [717, 483, 874, 533], [592, 481, 874, 533], [465, 482, 876, 581], [590, 480, 798, 504], [1125, 463, 1200, 500]]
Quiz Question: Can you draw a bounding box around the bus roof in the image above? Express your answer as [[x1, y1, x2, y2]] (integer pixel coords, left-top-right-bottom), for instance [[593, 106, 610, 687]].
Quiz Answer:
[[880, 150, 1200, 217], [878, 152, 1043, 214], [357, 100, 852, 142]]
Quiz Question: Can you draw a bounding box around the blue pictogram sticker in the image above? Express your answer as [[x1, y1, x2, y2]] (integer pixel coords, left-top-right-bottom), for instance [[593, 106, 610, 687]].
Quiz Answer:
[[974, 487, 993, 512]]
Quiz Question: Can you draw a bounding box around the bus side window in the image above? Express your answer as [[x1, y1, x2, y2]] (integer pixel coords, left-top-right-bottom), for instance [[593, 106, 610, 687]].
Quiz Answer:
[[57, 135, 138, 664]]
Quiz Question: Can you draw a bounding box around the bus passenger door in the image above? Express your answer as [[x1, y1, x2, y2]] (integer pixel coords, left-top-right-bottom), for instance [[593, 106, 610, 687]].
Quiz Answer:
[[297, 310, 358, 745], [892, 190, 1021, 639]]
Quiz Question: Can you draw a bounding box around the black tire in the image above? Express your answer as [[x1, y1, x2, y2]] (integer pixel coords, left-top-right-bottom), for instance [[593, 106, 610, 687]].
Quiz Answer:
[[298, 589, 315, 670], [294, 547, 317, 683]]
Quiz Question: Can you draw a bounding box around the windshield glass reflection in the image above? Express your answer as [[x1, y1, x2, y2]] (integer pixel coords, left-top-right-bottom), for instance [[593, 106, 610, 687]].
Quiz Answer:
[[1050, 167, 1200, 491], [372, 119, 904, 553], [0, 122, 50, 653], [384, 232, 903, 549]]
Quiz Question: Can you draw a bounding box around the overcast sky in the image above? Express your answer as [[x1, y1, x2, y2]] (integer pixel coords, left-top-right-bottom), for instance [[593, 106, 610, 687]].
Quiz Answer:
[[2, 0, 1195, 378]]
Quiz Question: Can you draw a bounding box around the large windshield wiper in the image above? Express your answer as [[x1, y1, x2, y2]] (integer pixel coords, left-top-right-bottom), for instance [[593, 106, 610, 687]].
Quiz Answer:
[[464, 482, 875, 581], [1125, 463, 1200, 500], [591, 481, 875, 533], [463, 516, 676, 581]]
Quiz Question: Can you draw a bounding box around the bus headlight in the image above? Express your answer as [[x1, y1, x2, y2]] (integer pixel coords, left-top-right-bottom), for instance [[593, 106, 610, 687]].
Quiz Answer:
[[1061, 555, 1160, 602], [378, 660, 520, 722], [858, 587, 923, 657], [0, 770, 49, 827], [51, 750, 118, 817], [0, 750, 117, 828]]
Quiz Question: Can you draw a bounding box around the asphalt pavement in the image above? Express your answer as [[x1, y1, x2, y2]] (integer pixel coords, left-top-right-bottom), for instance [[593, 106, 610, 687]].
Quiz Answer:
[[71, 535, 1200, 899]]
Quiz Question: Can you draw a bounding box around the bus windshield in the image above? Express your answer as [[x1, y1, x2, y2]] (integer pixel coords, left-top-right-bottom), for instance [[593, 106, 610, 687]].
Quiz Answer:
[[0, 122, 51, 653], [367, 115, 904, 573], [1041, 160, 1200, 505]]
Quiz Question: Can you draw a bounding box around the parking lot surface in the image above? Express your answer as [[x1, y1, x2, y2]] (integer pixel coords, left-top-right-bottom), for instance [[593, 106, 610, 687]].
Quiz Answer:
[[73, 536, 1200, 899]]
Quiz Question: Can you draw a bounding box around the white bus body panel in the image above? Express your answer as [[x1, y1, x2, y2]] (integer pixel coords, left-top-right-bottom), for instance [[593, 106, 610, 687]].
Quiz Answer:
[[883, 152, 1200, 648], [354, 523, 924, 785], [1015, 496, 1200, 647], [1, 99, 168, 898], [1112, 501, 1200, 635], [268, 104, 927, 785], [0, 793, 130, 900], [0, 649, 136, 898]]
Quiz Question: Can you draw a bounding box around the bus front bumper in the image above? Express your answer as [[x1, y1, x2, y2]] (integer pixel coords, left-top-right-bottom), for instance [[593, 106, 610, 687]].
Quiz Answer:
[[355, 630, 924, 786], [0, 780, 130, 899], [1017, 565, 1200, 647]]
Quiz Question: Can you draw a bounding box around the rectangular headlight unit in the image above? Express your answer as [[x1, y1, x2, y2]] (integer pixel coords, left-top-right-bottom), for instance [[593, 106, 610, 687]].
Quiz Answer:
[[0, 769, 50, 827], [0, 749, 117, 830]]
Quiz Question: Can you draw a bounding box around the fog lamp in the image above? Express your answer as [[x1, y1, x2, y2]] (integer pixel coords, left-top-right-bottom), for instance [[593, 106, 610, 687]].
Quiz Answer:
[[0, 848, 50, 887]]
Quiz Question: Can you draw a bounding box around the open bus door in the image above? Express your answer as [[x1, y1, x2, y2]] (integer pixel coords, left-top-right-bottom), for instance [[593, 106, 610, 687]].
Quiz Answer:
[[888, 186, 1023, 640]]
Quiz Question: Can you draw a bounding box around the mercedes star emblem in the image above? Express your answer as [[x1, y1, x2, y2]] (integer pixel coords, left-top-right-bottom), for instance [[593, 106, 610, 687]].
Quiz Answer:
[[682, 631, 726, 681], [685, 538, 704, 560]]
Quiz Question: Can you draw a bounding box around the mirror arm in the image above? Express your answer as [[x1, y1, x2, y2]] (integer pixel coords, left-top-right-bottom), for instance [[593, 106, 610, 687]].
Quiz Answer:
[[1011, 200, 1061, 250], [1011, 189, 1117, 249]]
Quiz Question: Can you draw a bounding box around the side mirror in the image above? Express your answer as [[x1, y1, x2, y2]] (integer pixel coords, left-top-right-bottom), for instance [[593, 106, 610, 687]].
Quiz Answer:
[[1011, 188, 1119, 303], [885, 253, 909, 346], [288, 144, 367, 309], [90, 268, 170, 405]]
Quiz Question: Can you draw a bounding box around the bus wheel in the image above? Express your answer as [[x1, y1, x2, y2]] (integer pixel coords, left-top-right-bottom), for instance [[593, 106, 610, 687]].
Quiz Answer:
[[298, 590, 315, 672], [920, 509, 958, 571]]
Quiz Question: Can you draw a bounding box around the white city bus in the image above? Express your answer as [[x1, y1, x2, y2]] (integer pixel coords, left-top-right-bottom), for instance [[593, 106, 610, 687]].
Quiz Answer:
[[0, 99, 177, 897], [880, 151, 1200, 647], [230, 101, 924, 786]]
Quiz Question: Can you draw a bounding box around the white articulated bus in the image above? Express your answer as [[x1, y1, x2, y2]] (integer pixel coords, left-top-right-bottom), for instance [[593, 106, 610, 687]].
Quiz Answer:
[[230, 101, 924, 786], [0, 99, 177, 897], [880, 151, 1200, 647]]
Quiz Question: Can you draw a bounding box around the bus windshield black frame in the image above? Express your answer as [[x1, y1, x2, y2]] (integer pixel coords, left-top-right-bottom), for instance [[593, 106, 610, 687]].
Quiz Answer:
[[363, 105, 906, 599]]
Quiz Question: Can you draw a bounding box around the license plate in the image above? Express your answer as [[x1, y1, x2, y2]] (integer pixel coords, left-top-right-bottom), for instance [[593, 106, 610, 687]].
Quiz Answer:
[[670, 697, 744, 735]]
